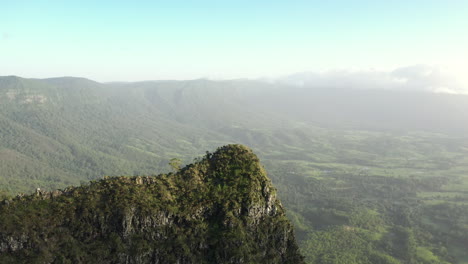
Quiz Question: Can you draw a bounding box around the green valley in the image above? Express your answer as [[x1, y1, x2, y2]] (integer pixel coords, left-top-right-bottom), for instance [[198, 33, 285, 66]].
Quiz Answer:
[[1, 76, 468, 263]]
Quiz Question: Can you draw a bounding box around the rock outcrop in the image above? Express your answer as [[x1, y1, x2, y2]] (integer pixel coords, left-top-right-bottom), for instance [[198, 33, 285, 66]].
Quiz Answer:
[[0, 144, 304, 263]]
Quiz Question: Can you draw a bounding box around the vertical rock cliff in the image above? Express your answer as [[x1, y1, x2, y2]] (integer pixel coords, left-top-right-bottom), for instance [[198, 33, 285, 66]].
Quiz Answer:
[[0, 144, 304, 263]]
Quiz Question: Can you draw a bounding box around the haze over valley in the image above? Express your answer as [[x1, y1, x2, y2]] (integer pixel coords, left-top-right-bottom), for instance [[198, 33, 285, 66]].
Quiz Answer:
[[1, 75, 468, 263], [2, 1, 468, 263]]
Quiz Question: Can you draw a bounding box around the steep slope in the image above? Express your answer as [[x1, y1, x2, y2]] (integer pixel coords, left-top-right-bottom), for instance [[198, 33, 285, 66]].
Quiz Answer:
[[0, 76, 232, 193], [1, 76, 468, 263], [2, 76, 468, 194], [0, 145, 304, 264]]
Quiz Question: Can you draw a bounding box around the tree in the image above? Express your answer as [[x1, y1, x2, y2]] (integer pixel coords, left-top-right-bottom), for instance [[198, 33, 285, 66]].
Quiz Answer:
[[169, 158, 182, 172]]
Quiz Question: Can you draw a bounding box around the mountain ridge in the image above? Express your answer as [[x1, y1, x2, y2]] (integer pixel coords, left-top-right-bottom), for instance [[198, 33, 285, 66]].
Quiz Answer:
[[1, 75, 468, 195], [1, 76, 468, 263], [0, 144, 304, 263]]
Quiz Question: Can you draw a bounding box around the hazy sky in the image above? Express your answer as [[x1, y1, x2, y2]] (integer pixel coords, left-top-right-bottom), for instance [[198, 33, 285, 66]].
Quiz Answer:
[[1, 0, 467, 84]]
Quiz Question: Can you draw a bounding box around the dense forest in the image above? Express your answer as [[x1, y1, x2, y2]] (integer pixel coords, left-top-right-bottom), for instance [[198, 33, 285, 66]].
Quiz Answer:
[[0, 145, 304, 263], [1, 76, 467, 263]]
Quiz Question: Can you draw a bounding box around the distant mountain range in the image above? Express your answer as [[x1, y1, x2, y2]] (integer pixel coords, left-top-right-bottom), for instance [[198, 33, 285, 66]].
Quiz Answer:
[[1, 75, 468, 193], [1, 75, 468, 263]]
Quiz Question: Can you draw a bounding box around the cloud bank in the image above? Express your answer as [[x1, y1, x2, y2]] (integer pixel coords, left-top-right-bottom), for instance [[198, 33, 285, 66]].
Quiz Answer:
[[277, 65, 467, 94]]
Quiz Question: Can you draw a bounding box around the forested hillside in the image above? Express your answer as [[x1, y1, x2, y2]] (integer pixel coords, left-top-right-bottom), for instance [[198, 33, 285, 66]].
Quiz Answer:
[[0, 145, 304, 263], [1, 76, 467, 263]]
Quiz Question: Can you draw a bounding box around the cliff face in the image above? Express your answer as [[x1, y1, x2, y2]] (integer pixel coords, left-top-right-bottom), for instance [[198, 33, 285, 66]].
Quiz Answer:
[[0, 145, 304, 264]]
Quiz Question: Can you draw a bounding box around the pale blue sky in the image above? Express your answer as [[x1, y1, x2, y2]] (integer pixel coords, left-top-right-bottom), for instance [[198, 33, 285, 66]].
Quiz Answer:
[[1, 0, 467, 82]]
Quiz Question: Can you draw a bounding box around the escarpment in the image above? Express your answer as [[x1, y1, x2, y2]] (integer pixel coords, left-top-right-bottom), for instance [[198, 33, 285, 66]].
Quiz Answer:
[[0, 144, 304, 264]]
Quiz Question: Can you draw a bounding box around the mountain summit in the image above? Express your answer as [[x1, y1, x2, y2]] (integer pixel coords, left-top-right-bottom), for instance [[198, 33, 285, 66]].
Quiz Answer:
[[0, 144, 304, 263]]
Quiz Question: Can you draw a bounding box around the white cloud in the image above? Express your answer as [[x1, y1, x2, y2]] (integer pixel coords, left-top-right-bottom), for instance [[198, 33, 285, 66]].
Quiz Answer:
[[276, 65, 468, 94]]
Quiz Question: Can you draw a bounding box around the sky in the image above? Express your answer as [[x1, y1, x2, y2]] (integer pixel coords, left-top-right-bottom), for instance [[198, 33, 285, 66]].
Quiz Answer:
[[1, 0, 468, 86]]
